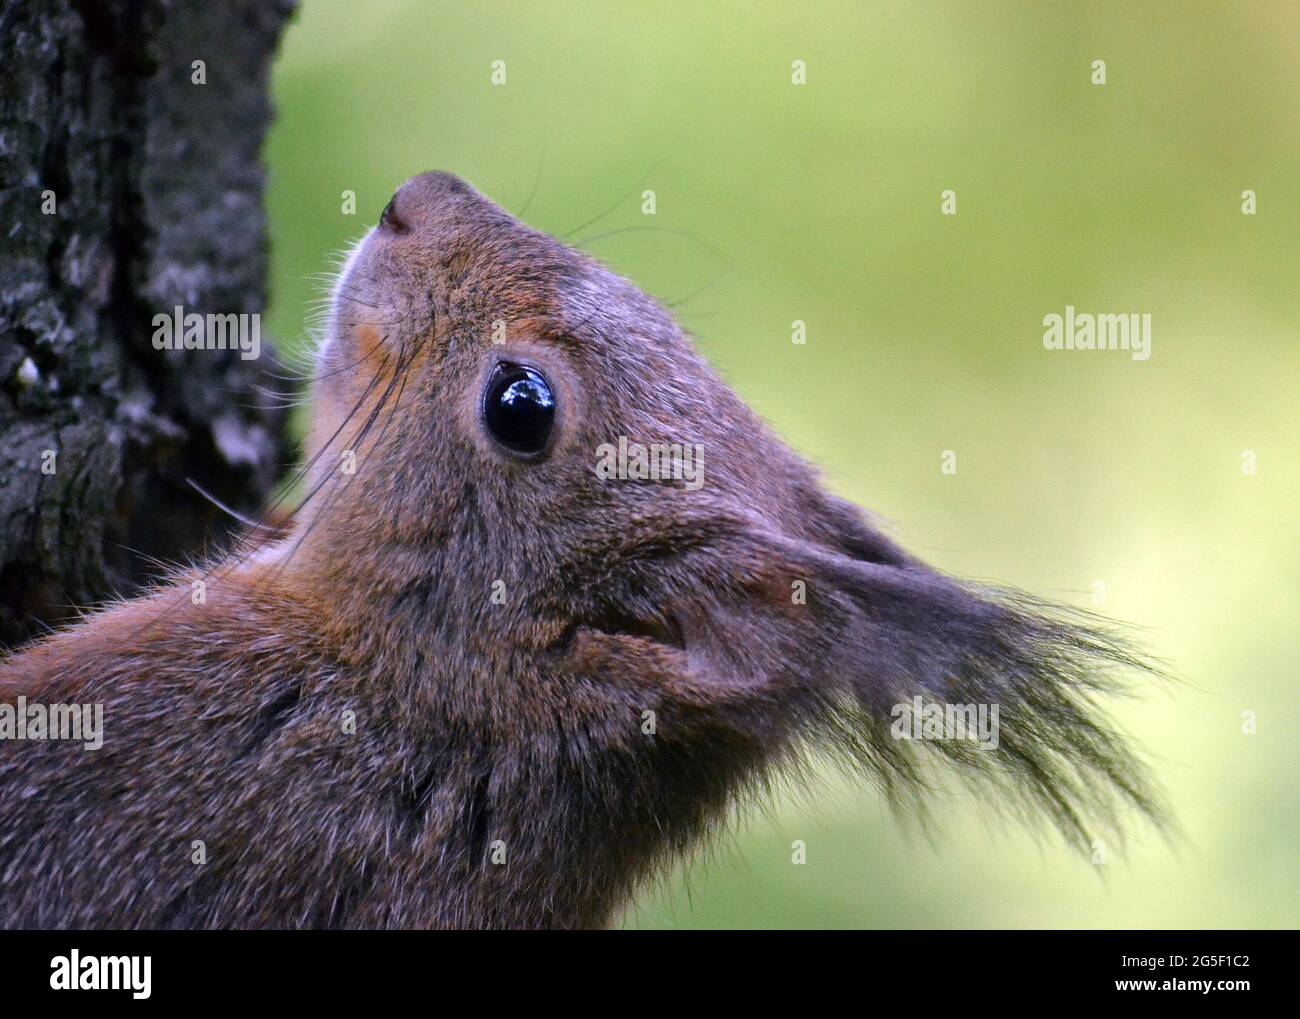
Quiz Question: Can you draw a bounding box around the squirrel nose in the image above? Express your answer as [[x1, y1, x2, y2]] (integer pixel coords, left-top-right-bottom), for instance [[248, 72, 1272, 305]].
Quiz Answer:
[[405, 170, 473, 196], [388, 170, 476, 228]]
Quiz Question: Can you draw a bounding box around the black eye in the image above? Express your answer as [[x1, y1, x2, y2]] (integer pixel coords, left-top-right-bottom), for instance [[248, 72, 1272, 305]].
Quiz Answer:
[[482, 363, 556, 456], [379, 196, 406, 233]]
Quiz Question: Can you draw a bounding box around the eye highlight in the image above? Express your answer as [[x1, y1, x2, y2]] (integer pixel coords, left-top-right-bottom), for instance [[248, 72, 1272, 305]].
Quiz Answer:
[[482, 363, 556, 457]]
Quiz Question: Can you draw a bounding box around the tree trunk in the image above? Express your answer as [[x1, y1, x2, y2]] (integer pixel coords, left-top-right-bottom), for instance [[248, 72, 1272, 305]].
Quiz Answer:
[[0, 0, 296, 647]]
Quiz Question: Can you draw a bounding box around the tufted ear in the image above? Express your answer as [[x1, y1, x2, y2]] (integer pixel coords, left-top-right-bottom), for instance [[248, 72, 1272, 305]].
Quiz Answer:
[[557, 497, 1169, 850]]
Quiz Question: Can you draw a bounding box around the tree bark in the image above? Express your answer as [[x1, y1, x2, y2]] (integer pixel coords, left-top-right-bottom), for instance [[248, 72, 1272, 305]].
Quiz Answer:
[[0, 0, 296, 647]]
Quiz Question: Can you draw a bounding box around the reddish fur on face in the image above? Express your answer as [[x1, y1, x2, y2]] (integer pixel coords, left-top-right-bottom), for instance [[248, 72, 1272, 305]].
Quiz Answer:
[[0, 172, 1166, 929]]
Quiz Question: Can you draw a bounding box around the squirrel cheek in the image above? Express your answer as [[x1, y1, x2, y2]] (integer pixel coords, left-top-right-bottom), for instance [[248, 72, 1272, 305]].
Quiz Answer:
[[353, 322, 386, 363]]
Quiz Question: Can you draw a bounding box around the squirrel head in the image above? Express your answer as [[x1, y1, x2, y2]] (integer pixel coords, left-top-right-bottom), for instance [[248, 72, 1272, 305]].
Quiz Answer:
[[289, 171, 1163, 889]]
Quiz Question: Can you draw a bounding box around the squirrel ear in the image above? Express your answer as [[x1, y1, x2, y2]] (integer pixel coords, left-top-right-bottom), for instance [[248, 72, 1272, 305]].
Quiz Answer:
[[577, 502, 1169, 849]]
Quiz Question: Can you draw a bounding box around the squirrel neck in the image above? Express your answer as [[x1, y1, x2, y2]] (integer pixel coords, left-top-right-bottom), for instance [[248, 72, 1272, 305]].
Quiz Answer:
[[247, 531, 750, 928]]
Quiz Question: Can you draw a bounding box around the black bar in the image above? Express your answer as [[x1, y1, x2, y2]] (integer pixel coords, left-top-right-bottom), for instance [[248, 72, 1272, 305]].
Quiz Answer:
[[0, 929, 1290, 1005]]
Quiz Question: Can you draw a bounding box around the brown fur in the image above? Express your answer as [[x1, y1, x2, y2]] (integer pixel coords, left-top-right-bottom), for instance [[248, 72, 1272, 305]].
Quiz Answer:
[[0, 172, 1166, 929]]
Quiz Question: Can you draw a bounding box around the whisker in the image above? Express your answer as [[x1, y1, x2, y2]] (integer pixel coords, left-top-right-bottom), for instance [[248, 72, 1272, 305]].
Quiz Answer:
[[185, 478, 279, 532], [560, 159, 665, 240], [515, 135, 546, 220]]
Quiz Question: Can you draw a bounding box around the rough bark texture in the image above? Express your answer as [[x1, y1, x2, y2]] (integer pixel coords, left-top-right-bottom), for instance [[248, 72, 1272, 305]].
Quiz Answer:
[[0, 0, 296, 647]]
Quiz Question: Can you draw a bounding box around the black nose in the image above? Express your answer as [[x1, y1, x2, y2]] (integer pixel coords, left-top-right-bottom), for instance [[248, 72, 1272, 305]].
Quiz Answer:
[[379, 195, 407, 233]]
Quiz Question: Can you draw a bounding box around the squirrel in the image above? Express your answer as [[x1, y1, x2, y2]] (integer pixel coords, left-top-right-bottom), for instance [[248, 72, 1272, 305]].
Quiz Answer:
[[0, 171, 1167, 929]]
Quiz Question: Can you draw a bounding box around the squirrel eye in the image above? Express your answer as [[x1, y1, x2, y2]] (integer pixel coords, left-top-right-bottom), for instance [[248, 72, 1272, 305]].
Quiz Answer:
[[379, 196, 406, 233], [482, 363, 556, 457]]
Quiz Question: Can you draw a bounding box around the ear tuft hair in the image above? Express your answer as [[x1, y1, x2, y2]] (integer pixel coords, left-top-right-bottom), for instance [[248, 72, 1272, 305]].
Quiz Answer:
[[802, 560, 1172, 852]]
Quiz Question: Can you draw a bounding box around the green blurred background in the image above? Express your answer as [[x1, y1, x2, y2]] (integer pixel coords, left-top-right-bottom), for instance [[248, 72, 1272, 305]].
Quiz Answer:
[[264, 1, 1299, 928]]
